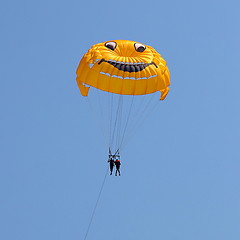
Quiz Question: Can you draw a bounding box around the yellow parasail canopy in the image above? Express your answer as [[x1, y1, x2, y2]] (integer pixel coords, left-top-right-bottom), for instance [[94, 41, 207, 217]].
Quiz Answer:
[[76, 40, 170, 100]]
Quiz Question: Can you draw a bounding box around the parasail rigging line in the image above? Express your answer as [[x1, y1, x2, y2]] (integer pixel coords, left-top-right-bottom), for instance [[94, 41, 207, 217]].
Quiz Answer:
[[119, 95, 135, 151], [83, 167, 108, 240], [120, 93, 158, 150], [110, 95, 123, 150], [109, 93, 114, 148]]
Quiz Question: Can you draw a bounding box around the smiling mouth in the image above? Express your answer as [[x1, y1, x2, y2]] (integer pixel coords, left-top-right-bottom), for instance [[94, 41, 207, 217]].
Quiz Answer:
[[98, 59, 158, 72]]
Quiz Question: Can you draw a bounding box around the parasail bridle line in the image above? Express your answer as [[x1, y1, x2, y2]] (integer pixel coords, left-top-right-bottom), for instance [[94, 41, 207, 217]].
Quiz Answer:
[[83, 167, 108, 240]]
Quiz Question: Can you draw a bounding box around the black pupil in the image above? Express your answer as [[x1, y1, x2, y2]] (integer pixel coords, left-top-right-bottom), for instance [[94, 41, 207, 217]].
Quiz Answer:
[[136, 46, 145, 52], [106, 43, 115, 50]]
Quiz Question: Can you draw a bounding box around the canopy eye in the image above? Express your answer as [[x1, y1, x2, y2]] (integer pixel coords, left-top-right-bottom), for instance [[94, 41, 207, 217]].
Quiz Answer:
[[105, 41, 117, 51], [134, 43, 146, 52]]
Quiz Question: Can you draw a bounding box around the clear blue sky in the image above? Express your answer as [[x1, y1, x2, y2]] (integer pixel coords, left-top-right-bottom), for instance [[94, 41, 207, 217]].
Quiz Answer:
[[1, 0, 240, 239]]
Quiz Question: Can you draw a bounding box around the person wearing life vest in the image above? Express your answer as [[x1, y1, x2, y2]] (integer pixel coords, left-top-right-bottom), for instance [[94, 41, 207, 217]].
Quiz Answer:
[[114, 159, 121, 176], [108, 155, 115, 175]]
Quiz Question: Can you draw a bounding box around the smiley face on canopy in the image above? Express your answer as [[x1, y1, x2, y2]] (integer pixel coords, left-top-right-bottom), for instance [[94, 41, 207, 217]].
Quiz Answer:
[[76, 40, 170, 100]]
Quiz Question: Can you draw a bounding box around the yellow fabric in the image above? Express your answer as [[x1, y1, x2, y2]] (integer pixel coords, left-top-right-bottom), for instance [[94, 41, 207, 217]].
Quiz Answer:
[[76, 40, 170, 100]]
